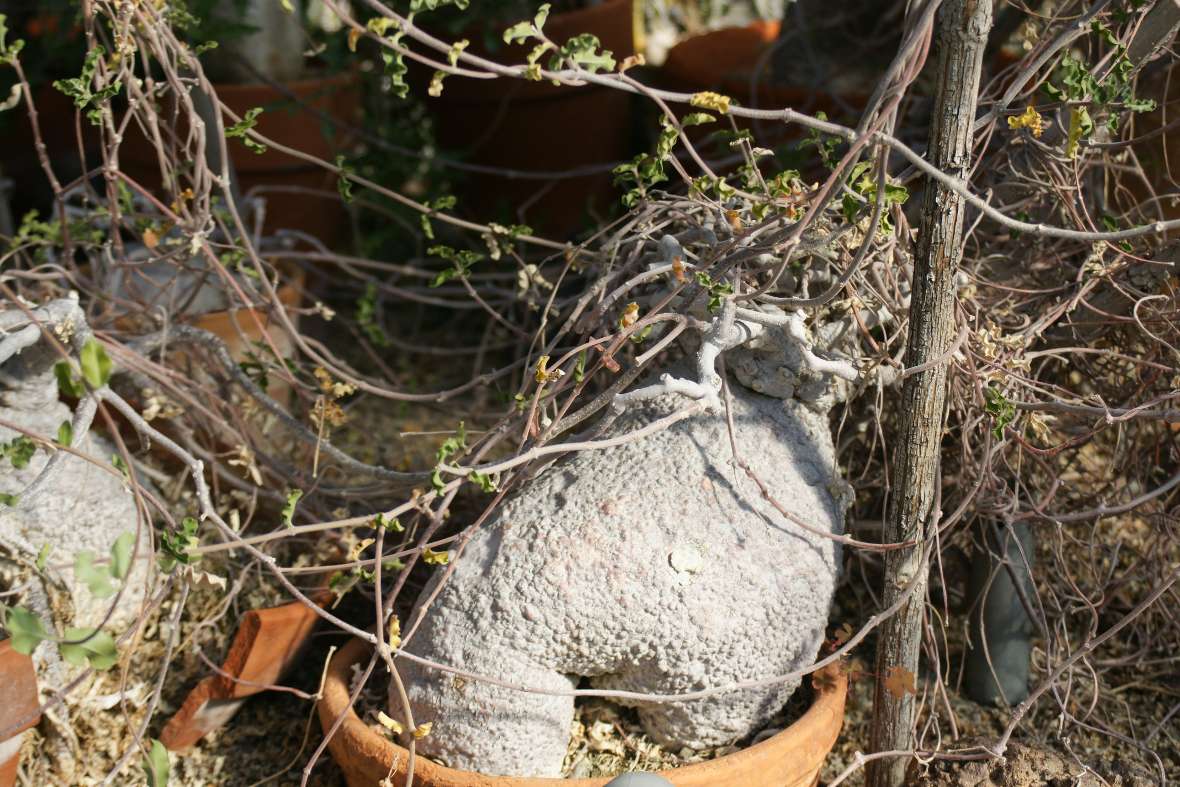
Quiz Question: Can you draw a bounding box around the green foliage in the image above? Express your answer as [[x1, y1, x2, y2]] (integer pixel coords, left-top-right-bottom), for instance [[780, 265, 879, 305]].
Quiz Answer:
[[336, 155, 356, 204], [74, 550, 116, 599], [432, 422, 467, 492], [410, 0, 470, 11], [53, 45, 122, 124], [2, 436, 35, 469], [2, 605, 49, 654], [109, 532, 135, 580], [226, 107, 267, 154], [614, 114, 713, 207], [14, 209, 62, 249], [80, 338, 113, 389], [143, 739, 171, 787], [372, 512, 404, 532], [160, 517, 201, 572], [0, 14, 26, 66], [799, 112, 841, 168], [60, 627, 118, 670], [984, 385, 1016, 440], [469, 470, 496, 492], [840, 159, 908, 231], [694, 271, 734, 313], [420, 195, 457, 240], [428, 245, 485, 287], [0, 492, 17, 506], [281, 488, 303, 527], [56, 420, 74, 447], [1043, 23, 1156, 142], [552, 33, 614, 73], [238, 349, 271, 391], [372, 15, 410, 100], [356, 282, 391, 348]]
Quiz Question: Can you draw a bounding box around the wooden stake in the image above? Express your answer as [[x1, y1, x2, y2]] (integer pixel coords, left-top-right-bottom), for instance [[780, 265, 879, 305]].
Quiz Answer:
[[866, 2, 993, 785]]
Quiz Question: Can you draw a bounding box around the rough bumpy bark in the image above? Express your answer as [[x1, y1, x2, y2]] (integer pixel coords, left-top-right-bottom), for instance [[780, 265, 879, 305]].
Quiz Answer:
[[867, 2, 992, 786]]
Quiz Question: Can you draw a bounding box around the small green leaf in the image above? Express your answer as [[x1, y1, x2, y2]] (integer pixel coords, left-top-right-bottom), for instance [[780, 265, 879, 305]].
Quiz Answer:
[[35, 544, 51, 572], [143, 739, 170, 787], [503, 20, 535, 44], [60, 627, 118, 670], [226, 107, 267, 154], [160, 517, 200, 572], [0, 492, 17, 506], [79, 338, 113, 389], [282, 489, 303, 528], [74, 551, 116, 599], [109, 532, 134, 580], [469, 470, 497, 492], [55, 361, 85, 398], [372, 513, 404, 532], [2, 606, 49, 654], [3, 436, 35, 469], [56, 420, 74, 447], [335, 155, 355, 204]]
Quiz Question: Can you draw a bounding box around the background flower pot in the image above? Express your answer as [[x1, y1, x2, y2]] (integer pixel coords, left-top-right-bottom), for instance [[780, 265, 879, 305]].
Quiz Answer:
[[659, 22, 870, 157], [412, 0, 636, 238], [318, 637, 847, 787], [121, 72, 360, 248]]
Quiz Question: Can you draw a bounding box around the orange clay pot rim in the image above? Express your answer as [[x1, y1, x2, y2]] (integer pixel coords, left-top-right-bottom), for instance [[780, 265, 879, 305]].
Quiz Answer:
[[319, 636, 849, 785]]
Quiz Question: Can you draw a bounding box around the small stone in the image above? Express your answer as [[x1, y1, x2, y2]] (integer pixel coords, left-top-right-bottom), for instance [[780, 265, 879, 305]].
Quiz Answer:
[[668, 546, 704, 574]]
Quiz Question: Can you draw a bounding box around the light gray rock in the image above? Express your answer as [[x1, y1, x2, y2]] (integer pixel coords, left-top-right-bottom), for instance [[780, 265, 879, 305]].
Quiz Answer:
[[0, 344, 150, 632], [394, 381, 848, 777]]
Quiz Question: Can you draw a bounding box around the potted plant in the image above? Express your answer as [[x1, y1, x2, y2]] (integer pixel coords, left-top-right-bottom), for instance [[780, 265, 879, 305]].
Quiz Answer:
[[402, 0, 637, 237], [121, 0, 360, 246], [318, 638, 848, 786]]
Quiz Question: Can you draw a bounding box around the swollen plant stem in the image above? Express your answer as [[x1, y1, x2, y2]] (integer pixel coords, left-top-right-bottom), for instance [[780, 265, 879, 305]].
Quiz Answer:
[[867, 2, 993, 786]]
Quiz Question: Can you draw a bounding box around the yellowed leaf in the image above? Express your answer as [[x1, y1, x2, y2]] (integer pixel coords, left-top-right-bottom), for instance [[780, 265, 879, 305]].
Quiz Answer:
[[377, 711, 403, 735], [690, 91, 731, 114], [422, 548, 449, 566], [619, 301, 639, 329], [142, 228, 159, 249], [388, 615, 401, 650], [413, 721, 433, 739], [348, 28, 361, 52]]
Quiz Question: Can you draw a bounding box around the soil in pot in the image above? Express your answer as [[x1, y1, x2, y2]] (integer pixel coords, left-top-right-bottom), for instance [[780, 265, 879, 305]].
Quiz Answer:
[[407, 0, 637, 239], [318, 637, 847, 787]]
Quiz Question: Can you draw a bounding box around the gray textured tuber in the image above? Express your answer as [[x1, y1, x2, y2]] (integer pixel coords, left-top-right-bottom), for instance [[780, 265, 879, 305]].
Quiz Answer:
[[394, 377, 849, 777], [0, 308, 148, 633]]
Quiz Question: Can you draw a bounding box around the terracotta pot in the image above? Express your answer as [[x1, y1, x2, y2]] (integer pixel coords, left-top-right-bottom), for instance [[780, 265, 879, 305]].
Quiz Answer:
[[0, 84, 99, 212], [660, 23, 869, 155], [318, 638, 847, 787], [120, 72, 360, 247], [413, 0, 636, 238], [160, 597, 324, 751], [0, 639, 40, 787]]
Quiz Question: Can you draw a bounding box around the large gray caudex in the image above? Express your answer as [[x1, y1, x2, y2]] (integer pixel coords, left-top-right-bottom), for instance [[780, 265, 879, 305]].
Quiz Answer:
[[393, 300, 856, 777]]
